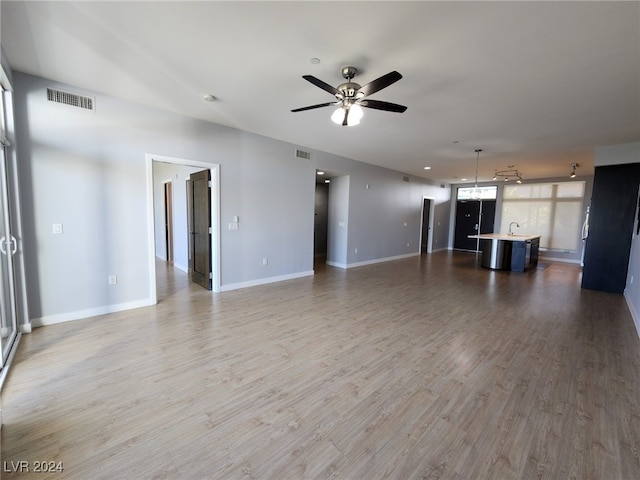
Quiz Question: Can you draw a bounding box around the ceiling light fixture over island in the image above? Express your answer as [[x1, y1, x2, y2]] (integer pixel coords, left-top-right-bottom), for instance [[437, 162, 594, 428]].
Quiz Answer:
[[468, 233, 541, 272]]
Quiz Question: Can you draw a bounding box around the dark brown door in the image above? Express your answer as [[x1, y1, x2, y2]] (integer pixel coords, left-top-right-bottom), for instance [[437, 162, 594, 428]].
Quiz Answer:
[[164, 182, 173, 262], [189, 170, 211, 290], [421, 198, 431, 254]]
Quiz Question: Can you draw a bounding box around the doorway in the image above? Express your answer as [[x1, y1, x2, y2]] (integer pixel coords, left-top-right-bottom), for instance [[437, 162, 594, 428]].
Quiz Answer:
[[420, 197, 434, 254], [314, 181, 329, 266], [146, 154, 220, 301]]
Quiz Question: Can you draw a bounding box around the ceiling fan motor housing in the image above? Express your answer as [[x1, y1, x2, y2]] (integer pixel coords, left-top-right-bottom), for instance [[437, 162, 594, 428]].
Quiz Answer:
[[337, 82, 361, 99], [338, 66, 361, 99]]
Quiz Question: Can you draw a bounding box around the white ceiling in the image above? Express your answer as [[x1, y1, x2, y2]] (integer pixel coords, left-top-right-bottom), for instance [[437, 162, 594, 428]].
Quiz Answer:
[[2, 1, 639, 184]]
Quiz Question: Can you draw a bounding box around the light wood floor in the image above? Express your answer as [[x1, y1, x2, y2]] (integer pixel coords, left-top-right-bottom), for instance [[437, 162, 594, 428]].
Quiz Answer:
[[2, 252, 639, 479]]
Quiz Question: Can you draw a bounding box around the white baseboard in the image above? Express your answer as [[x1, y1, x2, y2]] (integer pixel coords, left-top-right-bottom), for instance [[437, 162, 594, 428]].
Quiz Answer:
[[220, 270, 314, 292], [326, 260, 347, 268], [624, 292, 640, 339], [173, 262, 189, 273], [329, 252, 419, 270], [32, 298, 155, 328], [538, 255, 581, 264]]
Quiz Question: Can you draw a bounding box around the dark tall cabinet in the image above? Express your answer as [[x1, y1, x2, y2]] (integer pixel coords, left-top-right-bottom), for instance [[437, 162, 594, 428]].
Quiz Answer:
[[581, 163, 640, 294]]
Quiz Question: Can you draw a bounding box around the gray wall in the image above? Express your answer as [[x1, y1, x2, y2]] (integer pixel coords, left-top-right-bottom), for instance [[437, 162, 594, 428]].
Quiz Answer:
[[13, 72, 451, 325]]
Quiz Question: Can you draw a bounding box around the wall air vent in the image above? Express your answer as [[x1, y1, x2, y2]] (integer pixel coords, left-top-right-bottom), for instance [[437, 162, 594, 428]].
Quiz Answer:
[[295, 149, 311, 160], [47, 88, 95, 111], [402, 176, 410, 182]]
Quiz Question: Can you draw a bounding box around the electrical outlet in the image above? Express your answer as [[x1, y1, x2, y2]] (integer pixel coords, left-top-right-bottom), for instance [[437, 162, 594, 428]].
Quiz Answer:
[[108, 275, 117, 285], [355, 247, 358, 254], [52, 223, 63, 234], [262, 258, 268, 266]]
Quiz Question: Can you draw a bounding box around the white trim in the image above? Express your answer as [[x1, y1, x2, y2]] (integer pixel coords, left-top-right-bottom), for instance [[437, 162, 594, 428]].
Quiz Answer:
[[329, 252, 420, 270], [220, 270, 314, 292], [173, 262, 189, 273], [326, 261, 347, 269], [31, 299, 154, 328], [145, 157, 158, 303], [624, 292, 640, 339], [146, 154, 221, 294], [538, 255, 581, 264]]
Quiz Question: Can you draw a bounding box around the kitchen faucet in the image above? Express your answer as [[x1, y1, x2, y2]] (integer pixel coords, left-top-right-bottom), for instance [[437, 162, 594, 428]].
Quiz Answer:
[[508, 222, 520, 235]]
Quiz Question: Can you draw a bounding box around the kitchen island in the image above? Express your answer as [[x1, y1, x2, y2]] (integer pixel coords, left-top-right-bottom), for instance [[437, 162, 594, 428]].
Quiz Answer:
[[468, 233, 541, 272]]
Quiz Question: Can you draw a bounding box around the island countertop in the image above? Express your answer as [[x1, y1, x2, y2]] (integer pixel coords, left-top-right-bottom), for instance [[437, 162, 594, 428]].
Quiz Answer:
[[468, 233, 541, 242]]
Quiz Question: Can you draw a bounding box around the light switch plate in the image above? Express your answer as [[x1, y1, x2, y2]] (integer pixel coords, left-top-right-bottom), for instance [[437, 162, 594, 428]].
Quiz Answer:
[[53, 223, 63, 234]]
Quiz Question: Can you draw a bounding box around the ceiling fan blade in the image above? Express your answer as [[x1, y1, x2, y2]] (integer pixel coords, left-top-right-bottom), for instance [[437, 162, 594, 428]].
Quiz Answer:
[[359, 99, 407, 113], [356, 71, 402, 98], [291, 102, 336, 113], [302, 75, 342, 97]]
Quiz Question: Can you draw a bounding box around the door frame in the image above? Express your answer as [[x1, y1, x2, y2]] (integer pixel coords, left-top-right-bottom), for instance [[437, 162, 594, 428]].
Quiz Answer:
[[146, 154, 221, 300], [419, 195, 436, 254]]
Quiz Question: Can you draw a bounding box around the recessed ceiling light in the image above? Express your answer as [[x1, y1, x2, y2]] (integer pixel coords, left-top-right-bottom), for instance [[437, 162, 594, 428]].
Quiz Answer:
[[310, 58, 321, 64], [325, 179, 330, 183], [317, 171, 325, 175], [461, 178, 468, 181], [203, 94, 216, 102], [423, 166, 431, 170]]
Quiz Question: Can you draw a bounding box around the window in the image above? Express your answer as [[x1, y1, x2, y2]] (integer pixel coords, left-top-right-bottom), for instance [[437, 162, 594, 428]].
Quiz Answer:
[[457, 185, 497, 200], [500, 181, 585, 251]]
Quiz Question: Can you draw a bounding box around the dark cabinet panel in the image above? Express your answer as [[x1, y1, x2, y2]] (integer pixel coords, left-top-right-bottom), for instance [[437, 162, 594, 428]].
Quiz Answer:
[[581, 163, 640, 293]]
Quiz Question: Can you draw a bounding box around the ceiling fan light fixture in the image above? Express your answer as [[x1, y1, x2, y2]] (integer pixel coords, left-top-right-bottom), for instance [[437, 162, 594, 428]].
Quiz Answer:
[[331, 107, 344, 125], [350, 104, 364, 123], [331, 104, 363, 126], [292, 66, 406, 126]]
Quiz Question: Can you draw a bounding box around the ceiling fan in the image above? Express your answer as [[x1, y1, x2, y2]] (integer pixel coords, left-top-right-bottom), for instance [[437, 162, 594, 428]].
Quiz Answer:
[[291, 66, 407, 126]]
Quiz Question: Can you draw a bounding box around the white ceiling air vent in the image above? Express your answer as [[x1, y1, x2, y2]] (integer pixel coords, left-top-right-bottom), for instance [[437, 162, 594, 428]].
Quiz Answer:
[[295, 149, 311, 160], [47, 88, 95, 111]]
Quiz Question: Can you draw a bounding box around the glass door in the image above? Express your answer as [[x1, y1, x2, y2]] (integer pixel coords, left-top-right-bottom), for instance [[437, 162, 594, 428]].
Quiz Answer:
[[0, 141, 17, 366], [0, 81, 17, 368]]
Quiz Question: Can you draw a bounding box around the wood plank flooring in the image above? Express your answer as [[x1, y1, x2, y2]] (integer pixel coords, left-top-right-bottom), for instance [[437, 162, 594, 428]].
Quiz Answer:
[[1, 251, 639, 479]]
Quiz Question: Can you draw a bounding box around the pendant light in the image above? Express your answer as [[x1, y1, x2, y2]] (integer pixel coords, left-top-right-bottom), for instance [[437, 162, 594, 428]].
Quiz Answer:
[[471, 148, 482, 199]]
